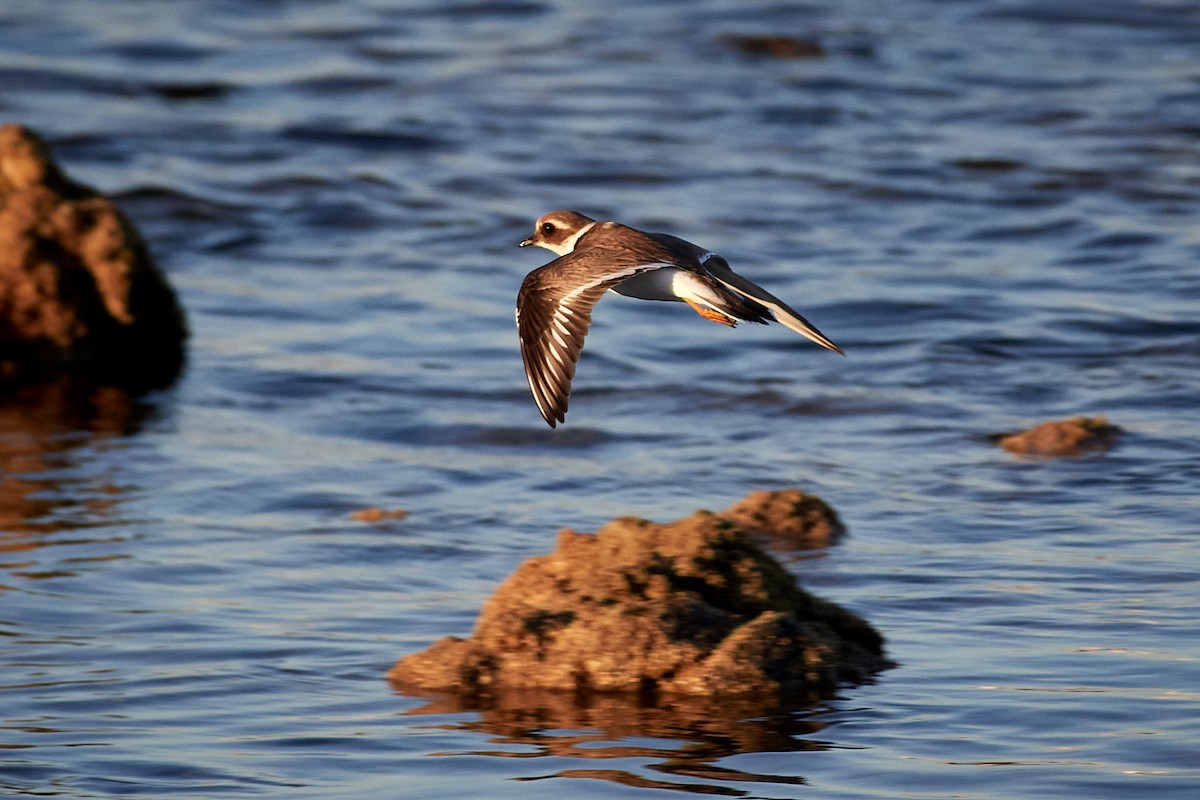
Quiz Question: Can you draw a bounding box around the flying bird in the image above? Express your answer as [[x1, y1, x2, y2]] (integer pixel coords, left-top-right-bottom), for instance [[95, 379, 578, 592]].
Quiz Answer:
[[516, 210, 842, 427]]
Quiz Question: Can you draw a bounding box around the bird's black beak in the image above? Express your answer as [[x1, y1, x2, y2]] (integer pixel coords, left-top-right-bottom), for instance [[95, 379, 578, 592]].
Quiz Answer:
[[519, 238, 533, 247]]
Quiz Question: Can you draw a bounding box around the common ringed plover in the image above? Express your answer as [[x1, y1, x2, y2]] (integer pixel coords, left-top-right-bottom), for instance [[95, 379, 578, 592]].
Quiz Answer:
[[516, 210, 842, 427]]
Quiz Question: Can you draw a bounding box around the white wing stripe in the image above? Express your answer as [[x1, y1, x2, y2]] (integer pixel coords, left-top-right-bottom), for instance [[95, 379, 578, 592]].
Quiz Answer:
[[559, 264, 650, 307]]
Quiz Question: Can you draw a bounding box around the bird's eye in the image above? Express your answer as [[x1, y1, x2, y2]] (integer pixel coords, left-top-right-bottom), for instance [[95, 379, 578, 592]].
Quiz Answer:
[[540, 222, 556, 235]]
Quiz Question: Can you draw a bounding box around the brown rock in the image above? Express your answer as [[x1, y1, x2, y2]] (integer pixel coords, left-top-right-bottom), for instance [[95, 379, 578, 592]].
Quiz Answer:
[[717, 489, 845, 550], [389, 494, 890, 701], [723, 34, 826, 59], [350, 507, 409, 523], [0, 124, 187, 387], [995, 416, 1121, 457]]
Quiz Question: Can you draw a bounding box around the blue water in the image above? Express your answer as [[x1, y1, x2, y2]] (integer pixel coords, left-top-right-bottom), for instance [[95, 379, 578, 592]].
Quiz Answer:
[[2, 1, 1199, 797]]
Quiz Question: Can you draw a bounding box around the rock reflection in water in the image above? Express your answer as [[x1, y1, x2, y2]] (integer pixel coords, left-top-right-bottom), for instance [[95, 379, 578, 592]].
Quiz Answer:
[[0, 377, 148, 539], [401, 689, 834, 796]]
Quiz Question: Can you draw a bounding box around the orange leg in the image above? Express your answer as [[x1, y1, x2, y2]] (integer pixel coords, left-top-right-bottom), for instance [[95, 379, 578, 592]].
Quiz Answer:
[[685, 299, 737, 327]]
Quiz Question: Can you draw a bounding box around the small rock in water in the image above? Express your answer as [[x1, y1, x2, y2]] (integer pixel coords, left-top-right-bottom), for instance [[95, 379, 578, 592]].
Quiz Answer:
[[722, 34, 826, 59], [993, 415, 1121, 457], [351, 507, 409, 523], [389, 491, 890, 703], [0, 124, 187, 387]]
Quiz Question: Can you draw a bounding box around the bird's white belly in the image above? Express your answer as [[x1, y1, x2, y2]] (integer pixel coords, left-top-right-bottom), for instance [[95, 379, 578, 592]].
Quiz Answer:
[[611, 267, 681, 301], [613, 268, 730, 313]]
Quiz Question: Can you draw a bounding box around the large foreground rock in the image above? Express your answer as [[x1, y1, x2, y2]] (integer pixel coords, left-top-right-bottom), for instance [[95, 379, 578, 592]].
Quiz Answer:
[[0, 124, 186, 386], [390, 491, 890, 701]]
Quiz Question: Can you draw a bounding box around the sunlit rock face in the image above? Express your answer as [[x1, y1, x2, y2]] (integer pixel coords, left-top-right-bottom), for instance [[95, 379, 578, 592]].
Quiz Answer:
[[994, 416, 1121, 457], [390, 491, 890, 702], [0, 124, 187, 387]]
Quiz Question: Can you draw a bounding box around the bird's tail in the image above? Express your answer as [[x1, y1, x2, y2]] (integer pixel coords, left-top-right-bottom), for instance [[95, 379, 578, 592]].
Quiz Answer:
[[704, 258, 843, 354]]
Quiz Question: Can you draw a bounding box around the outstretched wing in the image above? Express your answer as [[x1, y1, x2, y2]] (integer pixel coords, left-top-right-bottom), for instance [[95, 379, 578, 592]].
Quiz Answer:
[[516, 251, 660, 427]]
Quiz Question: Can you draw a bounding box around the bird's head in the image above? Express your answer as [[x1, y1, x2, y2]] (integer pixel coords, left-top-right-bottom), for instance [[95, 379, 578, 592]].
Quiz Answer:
[[519, 210, 597, 256]]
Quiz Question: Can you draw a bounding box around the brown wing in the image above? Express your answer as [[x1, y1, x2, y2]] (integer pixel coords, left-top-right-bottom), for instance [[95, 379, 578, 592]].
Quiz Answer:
[[516, 250, 661, 427]]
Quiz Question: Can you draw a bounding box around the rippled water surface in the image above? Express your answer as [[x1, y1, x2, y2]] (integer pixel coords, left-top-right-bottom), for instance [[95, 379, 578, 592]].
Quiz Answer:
[[2, 1, 1199, 797]]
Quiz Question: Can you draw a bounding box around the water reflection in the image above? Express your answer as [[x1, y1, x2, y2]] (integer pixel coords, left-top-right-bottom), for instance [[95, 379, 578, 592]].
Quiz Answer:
[[0, 377, 148, 540], [400, 689, 838, 796]]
